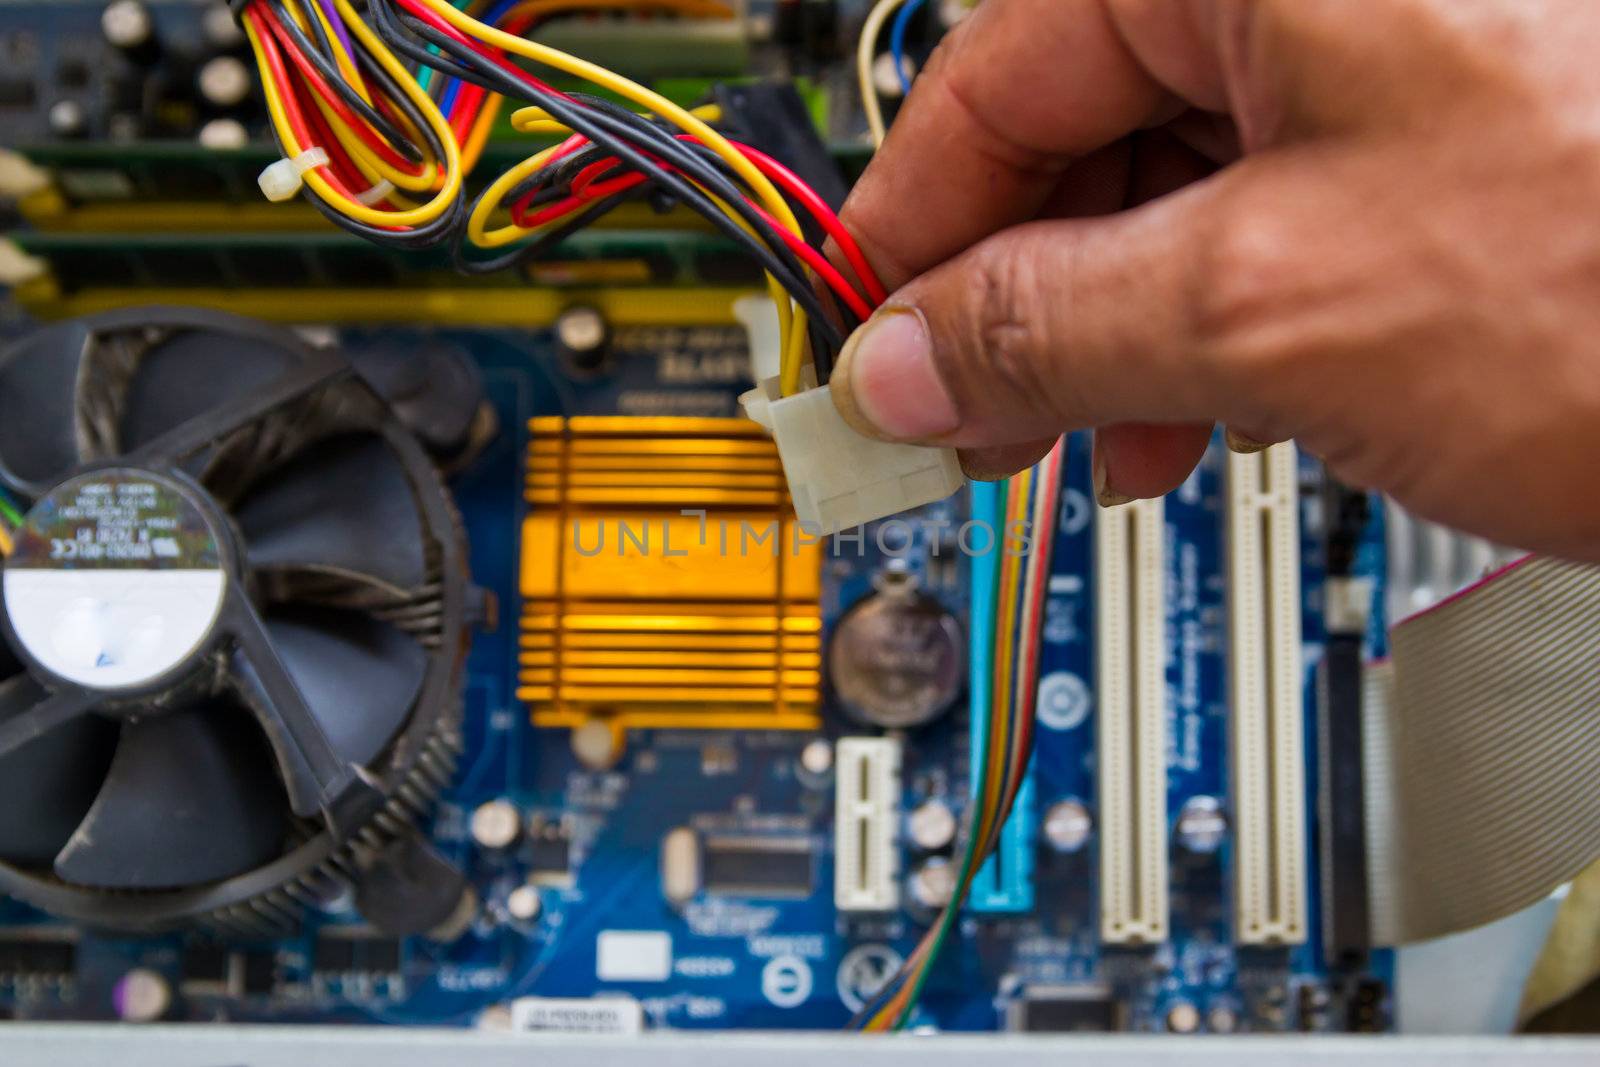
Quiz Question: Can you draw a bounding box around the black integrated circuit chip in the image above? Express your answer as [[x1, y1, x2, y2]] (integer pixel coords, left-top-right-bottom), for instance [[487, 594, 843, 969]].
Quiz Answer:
[[0, 936, 76, 978], [702, 837, 813, 898], [314, 932, 405, 976], [180, 942, 232, 987], [528, 820, 572, 882], [1008, 990, 1126, 1033]]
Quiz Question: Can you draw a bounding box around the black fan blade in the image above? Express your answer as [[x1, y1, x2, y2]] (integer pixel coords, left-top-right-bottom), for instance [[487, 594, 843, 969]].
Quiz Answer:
[[0, 321, 90, 493], [0, 683, 102, 760], [0, 676, 117, 867], [53, 703, 289, 889], [267, 606, 426, 769], [117, 329, 298, 451], [234, 434, 427, 597], [124, 347, 349, 468], [0, 633, 21, 681]]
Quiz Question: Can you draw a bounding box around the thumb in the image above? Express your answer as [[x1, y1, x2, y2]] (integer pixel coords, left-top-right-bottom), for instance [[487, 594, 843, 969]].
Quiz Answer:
[[830, 177, 1247, 467]]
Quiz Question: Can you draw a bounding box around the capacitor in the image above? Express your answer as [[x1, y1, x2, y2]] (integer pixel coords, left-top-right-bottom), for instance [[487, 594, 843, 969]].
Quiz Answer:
[[799, 738, 833, 777], [101, 1, 162, 65], [1166, 1001, 1202, 1034], [198, 117, 249, 151], [198, 55, 252, 109], [506, 883, 543, 923], [1175, 795, 1228, 855], [827, 575, 965, 730], [660, 826, 701, 905], [571, 716, 626, 771], [554, 304, 611, 372], [47, 99, 88, 139], [1207, 1004, 1239, 1034], [908, 799, 957, 852], [203, 2, 247, 50], [1041, 798, 1093, 854], [908, 857, 955, 910], [113, 968, 171, 1023], [871, 52, 913, 99], [470, 799, 523, 851]]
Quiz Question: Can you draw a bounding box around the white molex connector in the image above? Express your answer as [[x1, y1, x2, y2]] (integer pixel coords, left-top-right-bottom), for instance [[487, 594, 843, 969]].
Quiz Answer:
[[834, 736, 902, 912], [257, 147, 330, 203], [1096, 495, 1170, 945], [1227, 442, 1309, 946], [734, 296, 963, 536]]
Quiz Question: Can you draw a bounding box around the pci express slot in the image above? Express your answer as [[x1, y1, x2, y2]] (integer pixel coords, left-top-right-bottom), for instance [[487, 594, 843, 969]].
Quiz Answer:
[[970, 770, 1037, 913], [1096, 496, 1169, 945], [1227, 443, 1309, 945], [968, 480, 1035, 914], [834, 737, 902, 912]]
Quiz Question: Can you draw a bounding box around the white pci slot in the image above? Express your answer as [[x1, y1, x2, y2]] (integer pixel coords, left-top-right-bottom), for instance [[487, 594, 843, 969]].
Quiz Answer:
[[834, 737, 902, 912], [1096, 496, 1169, 945], [1227, 443, 1309, 945]]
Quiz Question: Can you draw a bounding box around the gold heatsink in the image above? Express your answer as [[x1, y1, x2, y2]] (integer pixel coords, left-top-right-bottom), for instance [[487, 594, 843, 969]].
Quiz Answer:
[[519, 416, 823, 732]]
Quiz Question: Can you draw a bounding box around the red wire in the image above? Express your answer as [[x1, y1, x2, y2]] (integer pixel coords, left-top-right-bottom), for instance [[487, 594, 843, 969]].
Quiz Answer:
[[510, 143, 875, 321], [393, 0, 568, 101], [701, 137, 889, 306], [248, 7, 405, 229], [256, 2, 422, 176]]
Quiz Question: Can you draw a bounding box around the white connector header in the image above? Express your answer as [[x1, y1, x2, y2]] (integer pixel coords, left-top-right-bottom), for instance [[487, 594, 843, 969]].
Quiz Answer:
[[735, 296, 962, 534]]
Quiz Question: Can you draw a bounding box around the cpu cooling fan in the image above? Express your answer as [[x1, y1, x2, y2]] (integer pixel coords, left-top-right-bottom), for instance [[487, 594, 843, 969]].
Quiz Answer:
[[0, 308, 475, 935]]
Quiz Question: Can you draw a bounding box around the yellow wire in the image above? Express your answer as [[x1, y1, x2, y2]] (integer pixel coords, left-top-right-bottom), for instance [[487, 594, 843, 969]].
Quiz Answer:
[[506, 0, 733, 20], [292, 0, 370, 104], [246, 0, 462, 228], [858, 0, 909, 149], [0, 523, 12, 557], [509, 102, 722, 136], [413, 0, 809, 393]]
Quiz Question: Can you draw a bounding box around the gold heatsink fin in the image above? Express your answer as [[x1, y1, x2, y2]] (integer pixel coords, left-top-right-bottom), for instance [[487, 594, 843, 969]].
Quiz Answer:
[[519, 416, 823, 732]]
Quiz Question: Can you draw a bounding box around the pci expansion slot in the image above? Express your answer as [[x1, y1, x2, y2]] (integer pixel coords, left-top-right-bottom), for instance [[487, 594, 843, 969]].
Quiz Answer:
[[1227, 443, 1309, 945], [834, 737, 902, 912], [1096, 496, 1169, 944]]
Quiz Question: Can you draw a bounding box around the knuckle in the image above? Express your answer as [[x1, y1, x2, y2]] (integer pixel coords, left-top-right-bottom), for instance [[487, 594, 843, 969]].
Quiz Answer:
[[1190, 198, 1306, 394], [953, 238, 1060, 410]]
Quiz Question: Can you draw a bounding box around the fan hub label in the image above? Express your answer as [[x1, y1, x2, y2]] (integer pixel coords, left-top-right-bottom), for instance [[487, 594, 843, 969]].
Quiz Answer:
[[2, 470, 228, 691]]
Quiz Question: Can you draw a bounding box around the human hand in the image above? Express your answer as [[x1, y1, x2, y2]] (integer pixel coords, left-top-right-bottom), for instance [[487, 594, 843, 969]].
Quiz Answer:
[[830, 0, 1600, 561]]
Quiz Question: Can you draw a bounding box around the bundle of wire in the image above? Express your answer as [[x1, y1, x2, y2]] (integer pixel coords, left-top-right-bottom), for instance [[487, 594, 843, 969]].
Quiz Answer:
[[0, 486, 22, 557], [858, 0, 934, 148], [851, 440, 1066, 1032], [238, 0, 888, 395]]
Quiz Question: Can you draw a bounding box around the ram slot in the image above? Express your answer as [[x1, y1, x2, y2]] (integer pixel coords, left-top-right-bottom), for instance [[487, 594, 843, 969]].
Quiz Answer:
[[1228, 443, 1308, 945], [834, 737, 902, 912], [1096, 496, 1169, 945]]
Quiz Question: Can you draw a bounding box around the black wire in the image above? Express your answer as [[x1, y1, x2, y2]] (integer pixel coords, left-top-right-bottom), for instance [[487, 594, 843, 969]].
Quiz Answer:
[[262, 106, 467, 250], [371, 9, 843, 345], [452, 189, 635, 275], [353, 40, 450, 172], [360, 0, 851, 363], [265, 0, 424, 165]]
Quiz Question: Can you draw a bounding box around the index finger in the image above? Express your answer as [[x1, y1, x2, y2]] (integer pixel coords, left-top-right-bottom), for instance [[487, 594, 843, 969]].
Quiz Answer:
[[841, 0, 1171, 288]]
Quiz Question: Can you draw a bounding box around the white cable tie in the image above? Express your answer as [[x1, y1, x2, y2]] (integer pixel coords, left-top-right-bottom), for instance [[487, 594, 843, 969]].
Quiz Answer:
[[355, 179, 396, 207], [257, 147, 331, 203]]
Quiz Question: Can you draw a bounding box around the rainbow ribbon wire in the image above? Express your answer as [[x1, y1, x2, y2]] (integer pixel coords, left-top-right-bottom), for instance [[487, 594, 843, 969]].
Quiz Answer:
[[853, 440, 1066, 1032]]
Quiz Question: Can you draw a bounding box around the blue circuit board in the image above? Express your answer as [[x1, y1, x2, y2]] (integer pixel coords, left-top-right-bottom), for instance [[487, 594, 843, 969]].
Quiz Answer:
[[0, 321, 1393, 1033]]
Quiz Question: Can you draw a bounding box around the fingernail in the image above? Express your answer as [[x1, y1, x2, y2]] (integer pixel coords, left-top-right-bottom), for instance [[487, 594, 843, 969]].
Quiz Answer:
[[1092, 440, 1134, 508], [832, 306, 961, 442], [1225, 427, 1270, 454]]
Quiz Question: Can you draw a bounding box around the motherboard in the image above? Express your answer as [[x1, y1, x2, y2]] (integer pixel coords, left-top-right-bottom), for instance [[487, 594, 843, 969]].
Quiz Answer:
[[0, 314, 1393, 1033]]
